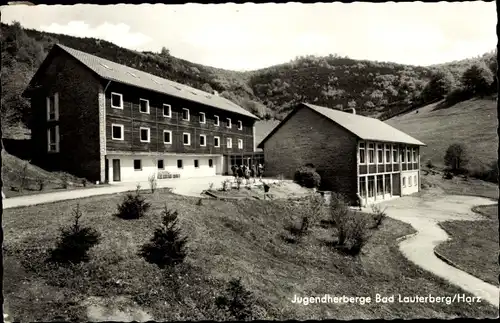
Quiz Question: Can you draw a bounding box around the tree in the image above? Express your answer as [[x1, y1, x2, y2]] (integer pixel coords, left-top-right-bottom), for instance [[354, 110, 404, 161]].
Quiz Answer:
[[444, 143, 469, 173], [160, 46, 171, 57], [421, 69, 456, 101], [363, 101, 375, 109], [461, 62, 494, 96], [201, 82, 214, 93], [347, 100, 357, 109], [370, 89, 384, 104], [139, 204, 188, 268]]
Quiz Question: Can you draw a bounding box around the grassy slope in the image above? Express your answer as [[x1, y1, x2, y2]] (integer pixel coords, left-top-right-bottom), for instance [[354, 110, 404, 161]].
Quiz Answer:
[[3, 189, 498, 321], [385, 96, 498, 170], [1, 150, 97, 197]]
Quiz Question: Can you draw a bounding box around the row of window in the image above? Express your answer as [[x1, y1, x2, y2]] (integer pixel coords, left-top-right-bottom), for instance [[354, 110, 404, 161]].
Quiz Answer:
[[359, 175, 391, 198], [111, 124, 244, 149], [402, 175, 418, 188], [133, 158, 214, 171], [110, 93, 243, 130], [359, 142, 418, 165]]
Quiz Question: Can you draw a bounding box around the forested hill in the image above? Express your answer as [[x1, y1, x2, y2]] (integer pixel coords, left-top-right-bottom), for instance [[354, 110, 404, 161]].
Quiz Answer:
[[1, 21, 497, 137]]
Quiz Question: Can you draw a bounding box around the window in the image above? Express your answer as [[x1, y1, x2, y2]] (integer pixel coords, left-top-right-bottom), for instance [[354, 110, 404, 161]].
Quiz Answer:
[[199, 112, 206, 124], [177, 159, 183, 169], [392, 145, 398, 163], [182, 108, 190, 121], [377, 175, 384, 195], [199, 134, 206, 147], [385, 175, 391, 194], [158, 159, 164, 169], [226, 118, 232, 128], [402, 177, 406, 188], [134, 159, 142, 171], [140, 127, 150, 142], [46, 92, 59, 121], [238, 139, 243, 149], [368, 176, 375, 197], [214, 115, 219, 126], [377, 144, 383, 164], [163, 130, 172, 144], [238, 120, 243, 130], [209, 159, 213, 168], [47, 125, 59, 152], [163, 104, 171, 117], [368, 143, 375, 164], [407, 148, 411, 164], [139, 99, 149, 114], [183, 132, 191, 145], [359, 142, 366, 164], [401, 148, 406, 162], [111, 92, 123, 109], [111, 124, 124, 140], [226, 137, 232, 149], [214, 136, 220, 148], [409, 176, 412, 187], [413, 148, 417, 162], [359, 176, 366, 197], [194, 159, 199, 168], [414, 175, 417, 186], [385, 145, 391, 163]]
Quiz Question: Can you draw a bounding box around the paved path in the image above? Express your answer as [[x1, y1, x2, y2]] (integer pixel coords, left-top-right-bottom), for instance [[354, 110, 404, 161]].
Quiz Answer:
[[366, 194, 499, 308], [2, 176, 279, 209]]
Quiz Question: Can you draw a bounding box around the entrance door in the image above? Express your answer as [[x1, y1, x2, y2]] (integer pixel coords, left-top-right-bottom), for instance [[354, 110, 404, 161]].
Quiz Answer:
[[112, 159, 121, 182]]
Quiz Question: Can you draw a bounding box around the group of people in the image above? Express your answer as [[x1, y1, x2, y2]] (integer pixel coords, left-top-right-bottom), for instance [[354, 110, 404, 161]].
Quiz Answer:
[[231, 163, 264, 182]]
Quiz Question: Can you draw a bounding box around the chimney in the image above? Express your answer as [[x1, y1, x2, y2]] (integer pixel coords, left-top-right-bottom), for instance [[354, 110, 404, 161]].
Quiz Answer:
[[351, 108, 356, 115]]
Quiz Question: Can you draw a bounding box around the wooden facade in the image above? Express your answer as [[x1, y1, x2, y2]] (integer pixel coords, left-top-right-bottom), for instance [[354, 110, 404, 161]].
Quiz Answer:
[[105, 82, 256, 155]]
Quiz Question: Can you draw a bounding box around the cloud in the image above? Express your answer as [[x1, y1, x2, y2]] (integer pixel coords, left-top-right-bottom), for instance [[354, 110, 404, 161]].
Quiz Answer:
[[39, 21, 152, 49]]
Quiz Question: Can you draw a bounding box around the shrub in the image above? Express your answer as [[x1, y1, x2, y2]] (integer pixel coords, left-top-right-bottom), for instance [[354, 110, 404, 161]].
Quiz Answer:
[[426, 159, 433, 169], [148, 173, 158, 193], [444, 87, 473, 107], [36, 177, 45, 191], [344, 212, 370, 255], [329, 193, 350, 245], [469, 160, 499, 183], [294, 165, 321, 188], [49, 204, 101, 264], [61, 174, 70, 189], [81, 178, 87, 187], [139, 204, 188, 268], [115, 191, 151, 220], [444, 143, 469, 174], [215, 278, 256, 321], [371, 204, 388, 229], [221, 180, 231, 191]]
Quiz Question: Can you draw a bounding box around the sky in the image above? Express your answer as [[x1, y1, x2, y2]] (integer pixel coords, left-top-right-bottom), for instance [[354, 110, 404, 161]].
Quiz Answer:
[[1, 2, 496, 71]]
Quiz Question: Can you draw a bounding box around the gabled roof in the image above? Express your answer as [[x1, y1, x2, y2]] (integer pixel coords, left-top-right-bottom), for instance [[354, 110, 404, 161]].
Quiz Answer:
[[28, 44, 259, 120], [257, 103, 426, 148]]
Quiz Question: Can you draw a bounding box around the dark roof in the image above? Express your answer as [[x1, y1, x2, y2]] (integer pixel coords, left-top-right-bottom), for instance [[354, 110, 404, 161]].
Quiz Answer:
[[257, 103, 426, 148], [31, 44, 259, 120]]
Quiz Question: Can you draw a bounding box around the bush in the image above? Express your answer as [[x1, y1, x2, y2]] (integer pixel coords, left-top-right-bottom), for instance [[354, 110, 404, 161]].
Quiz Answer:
[[36, 177, 45, 191], [344, 212, 370, 255], [294, 165, 321, 188], [49, 204, 101, 264], [148, 173, 158, 193], [469, 160, 499, 183], [115, 190, 151, 220], [444, 143, 469, 174], [444, 87, 473, 107], [371, 204, 388, 229], [139, 204, 188, 268], [81, 178, 87, 187], [329, 193, 350, 245], [61, 174, 70, 189], [215, 278, 256, 321]]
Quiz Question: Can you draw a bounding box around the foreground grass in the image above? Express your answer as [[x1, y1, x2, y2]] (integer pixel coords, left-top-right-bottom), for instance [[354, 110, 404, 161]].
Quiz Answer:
[[3, 189, 498, 321], [435, 205, 499, 286]]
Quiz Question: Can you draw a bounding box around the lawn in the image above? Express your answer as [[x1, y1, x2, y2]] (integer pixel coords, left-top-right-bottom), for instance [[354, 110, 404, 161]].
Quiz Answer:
[[435, 205, 499, 286], [3, 188, 498, 321]]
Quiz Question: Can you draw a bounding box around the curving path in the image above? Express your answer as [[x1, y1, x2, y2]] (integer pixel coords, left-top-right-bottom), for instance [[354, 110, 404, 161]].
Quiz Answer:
[[368, 194, 499, 308]]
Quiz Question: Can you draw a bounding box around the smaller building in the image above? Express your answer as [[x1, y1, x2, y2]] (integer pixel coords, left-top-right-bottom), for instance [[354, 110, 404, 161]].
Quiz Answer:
[[257, 103, 426, 206]]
